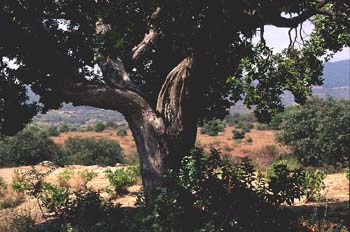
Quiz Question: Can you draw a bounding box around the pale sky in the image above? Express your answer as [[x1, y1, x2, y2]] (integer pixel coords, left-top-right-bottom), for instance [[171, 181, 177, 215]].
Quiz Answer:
[[260, 21, 349, 62]]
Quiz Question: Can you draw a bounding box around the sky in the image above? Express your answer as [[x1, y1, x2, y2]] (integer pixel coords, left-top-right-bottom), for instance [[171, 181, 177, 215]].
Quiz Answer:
[[260, 21, 349, 62]]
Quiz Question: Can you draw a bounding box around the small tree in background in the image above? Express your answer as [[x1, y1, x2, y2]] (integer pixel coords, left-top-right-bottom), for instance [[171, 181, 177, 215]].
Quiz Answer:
[[64, 137, 124, 166], [277, 98, 350, 168], [47, 126, 60, 136], [94, 122, 106, 132], [200, 119, 225, 136], [0, 126, 64, 166]]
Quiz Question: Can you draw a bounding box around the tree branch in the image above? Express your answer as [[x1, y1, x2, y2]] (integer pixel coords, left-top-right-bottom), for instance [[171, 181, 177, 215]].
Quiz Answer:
[[266, 0, 333, 28], [132, 7, 162, 62]]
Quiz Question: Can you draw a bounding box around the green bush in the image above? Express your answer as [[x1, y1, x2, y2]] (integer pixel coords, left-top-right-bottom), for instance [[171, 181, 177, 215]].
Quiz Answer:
[[37, 183, 70, 216], [136, 149, 308, 231], [47, 125, 60, 136], [63, 191, 125, 232], [303, 169, 326, 202], [59, 124, 70, 133], [116, 128, 127, 137], [64, 137, 124, 166], [105, 166, 139, 194], [94, 122, 106, 132], [57, 167, 75, 187], [345, 168, 350, 180], [232, 129, 245, 139], [0, 126, 64, 167], [246, 137, 253, 143], [200, 119, 225, 136], [277, 98, 350, 167]]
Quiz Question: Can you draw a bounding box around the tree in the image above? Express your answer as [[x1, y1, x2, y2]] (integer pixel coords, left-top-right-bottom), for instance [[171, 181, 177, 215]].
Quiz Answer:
[[0, 126, 64, 166], [94, 121, 106, 132], [0, 0, 349, 193], [64, 137, 124, 166], [277, 98, 350, 167]]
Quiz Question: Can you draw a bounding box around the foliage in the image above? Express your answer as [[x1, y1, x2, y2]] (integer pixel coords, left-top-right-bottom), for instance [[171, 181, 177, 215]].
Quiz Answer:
[[59, 124, 70, 133], [0, 126, 64, 167], [135, 149, 308, 231], [246, 137, 253, 143], [345, 168, 350, 180], [255, 123, 270, 130], [94, 122, 106, 132], [57, 167, 75, 187], [116, 128, 127, 137], [105, 166, 139, 194], [8, 215, 35, 232], [224, 113, 256, 126], [303, 169, 326, 202], [36, 183, 70, 216], [0, 195, 24, 209], [200, 119, 225, 136], [0, 176, 7, 196], [63, 191, 125, 232], [232, 129, 245, 139], [277, 98, 350, 167], [64, 137, 124, 166], [13, 167, 125, 232], [47, 125, 60, 136], [11, 170, 30, 193]]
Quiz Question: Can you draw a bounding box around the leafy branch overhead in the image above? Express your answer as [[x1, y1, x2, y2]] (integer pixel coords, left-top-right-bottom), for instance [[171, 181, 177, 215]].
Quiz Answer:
[[1, 0, 349, 135]]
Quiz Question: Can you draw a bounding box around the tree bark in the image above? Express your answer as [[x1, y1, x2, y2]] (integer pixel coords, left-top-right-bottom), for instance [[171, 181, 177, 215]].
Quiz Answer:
[[157, 56, 200, 171]]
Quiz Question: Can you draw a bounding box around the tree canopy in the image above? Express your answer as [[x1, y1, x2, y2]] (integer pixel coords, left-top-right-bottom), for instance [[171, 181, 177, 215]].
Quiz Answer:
[[1, 0, 349, 136]]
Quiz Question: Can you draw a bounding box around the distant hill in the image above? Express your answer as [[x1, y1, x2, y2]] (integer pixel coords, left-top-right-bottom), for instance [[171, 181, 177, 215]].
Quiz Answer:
[[32, 60, 349, 123], [322, 60, 350, 88]]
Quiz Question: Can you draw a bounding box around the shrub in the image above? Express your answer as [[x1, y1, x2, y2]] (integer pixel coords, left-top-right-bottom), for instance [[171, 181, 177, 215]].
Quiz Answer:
[[0, 195, 25, 209], [0, 176, 7, 196], [303, 169, 326, 202], [0, 126, 64, 167], [105, 166, 139, 194], [223, 145, 233, 152], [345, 168, 350, 180], [94, 121, 106, 132], [117, 128, 127, 137], [277, 98, 350, 167], [63, 191, 125, 232], [200, 119, 225, 136], [78, 170, 98, 190], [136, 149, 307, 231], [232, 129, 245, 139], [59, 124, 70, 133], [37, 183, 70, 216], [57, 167, 75, 187], [11, 170, 30, 193], [8, 215, 35, 232], [47, 125, 60, 136], [256, 123, 270, 130], [246, 137, 253, 143], [64, 137, 124, 166]]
